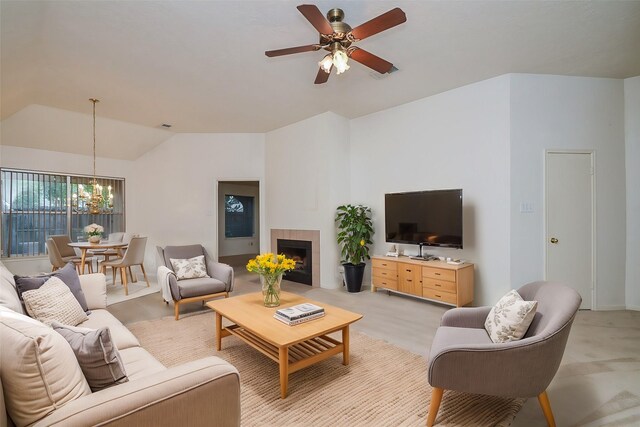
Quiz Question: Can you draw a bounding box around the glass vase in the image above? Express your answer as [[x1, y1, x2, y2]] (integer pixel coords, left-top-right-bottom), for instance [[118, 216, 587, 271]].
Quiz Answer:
[[261, 274, 282, 307], [88, 235, 101, 243]]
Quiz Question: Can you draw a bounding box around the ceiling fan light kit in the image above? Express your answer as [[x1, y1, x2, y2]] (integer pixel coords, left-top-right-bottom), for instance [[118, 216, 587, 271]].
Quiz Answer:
[[265, 4, 406, 84]]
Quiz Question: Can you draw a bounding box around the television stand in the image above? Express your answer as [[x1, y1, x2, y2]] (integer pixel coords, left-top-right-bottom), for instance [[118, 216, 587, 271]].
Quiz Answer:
[[410, 243, 436, 260]]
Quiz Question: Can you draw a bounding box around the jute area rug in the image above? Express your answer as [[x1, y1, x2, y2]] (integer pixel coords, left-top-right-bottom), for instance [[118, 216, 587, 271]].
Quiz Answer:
[[128, 312, 524, 426]]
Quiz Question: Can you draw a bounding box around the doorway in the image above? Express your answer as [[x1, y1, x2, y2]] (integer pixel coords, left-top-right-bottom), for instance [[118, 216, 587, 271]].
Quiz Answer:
[[545, 151, 594, 309], [217, 181, 260, 267]]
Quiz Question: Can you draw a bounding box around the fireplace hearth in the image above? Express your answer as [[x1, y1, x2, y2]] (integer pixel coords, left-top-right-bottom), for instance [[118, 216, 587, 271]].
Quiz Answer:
[[277, 239, 312, 285]]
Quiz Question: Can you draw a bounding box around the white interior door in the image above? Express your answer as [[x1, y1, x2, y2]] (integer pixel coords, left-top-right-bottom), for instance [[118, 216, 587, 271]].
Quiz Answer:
[[545, 152, 593, 309]]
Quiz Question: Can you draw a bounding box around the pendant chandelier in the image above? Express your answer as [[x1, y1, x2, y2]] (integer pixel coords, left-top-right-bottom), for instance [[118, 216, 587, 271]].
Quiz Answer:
[[72, 98, 113, 214]]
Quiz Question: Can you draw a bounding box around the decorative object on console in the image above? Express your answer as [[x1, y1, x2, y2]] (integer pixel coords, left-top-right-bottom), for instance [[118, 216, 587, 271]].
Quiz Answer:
[[265, 5, 406, 84], [85, 223, 104, 243], [246, 253, 296, 307], [336, 204, 374, 292]]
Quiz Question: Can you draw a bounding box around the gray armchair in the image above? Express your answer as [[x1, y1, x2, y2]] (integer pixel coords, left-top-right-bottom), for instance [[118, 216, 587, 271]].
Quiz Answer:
[[156, 245, 234, 320], [427, 281, 582, 427]]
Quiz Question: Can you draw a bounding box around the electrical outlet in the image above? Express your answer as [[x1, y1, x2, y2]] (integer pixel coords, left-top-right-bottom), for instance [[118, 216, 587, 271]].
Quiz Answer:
[[519, 202, 534, 213]]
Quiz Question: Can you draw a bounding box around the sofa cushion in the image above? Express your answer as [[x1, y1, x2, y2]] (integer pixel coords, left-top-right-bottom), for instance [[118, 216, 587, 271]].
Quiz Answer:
[[52, 322, 129, 392], [0, 312, 91, 426], [118, 347, 166, 380], [170, 255, 209, 280], [14, 262, 90, 313], [0, 262, 24, 314], [429, 325, 493, 361], [22, 277, 89, 327], [178, 277, 226, 298], [484, 289, 538, 343], [78, 309, 140, 350]]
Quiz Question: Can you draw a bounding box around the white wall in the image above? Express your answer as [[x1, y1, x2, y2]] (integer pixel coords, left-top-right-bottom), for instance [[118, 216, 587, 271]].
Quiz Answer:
[[127, 133, 265, 271], [625, 76, 640, 311], [0, 145, 134, 274], [265, 112, 350, 289], [510, 74, 626, 309], [350, 76, 512, 306], [218, 182, 260, 257]]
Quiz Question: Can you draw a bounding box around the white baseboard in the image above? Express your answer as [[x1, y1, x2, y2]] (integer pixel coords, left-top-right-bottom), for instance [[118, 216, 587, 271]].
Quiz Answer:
[[594, 305, 627, 311], [625, 305, 640, 311]]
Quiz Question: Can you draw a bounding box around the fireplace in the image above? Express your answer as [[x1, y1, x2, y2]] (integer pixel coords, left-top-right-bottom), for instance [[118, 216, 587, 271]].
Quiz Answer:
[[271, 229, 320, 286], [277, 239, 312, 285]]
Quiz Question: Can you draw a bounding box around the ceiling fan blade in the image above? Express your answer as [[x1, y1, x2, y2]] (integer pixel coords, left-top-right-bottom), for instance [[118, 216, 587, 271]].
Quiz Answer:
[[348, 48, 394, 74], [297, 4, 334, 35], [265, 44, 320, 57], [314, 66, 331, 84], [349, 7, 406, 41]]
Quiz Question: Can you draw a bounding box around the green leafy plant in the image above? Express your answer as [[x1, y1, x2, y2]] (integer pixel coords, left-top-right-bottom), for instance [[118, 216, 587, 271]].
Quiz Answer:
[[335, 204, 374, 265]]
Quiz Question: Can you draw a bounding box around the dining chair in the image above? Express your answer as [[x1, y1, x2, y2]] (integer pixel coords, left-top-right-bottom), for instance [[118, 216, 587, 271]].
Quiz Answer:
[[100, 236, 149, 295], [46, 238, 93, 274]]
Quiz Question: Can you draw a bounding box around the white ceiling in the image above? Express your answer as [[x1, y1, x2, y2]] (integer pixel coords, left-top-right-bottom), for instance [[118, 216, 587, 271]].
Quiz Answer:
[[2, 1, 640, 140]]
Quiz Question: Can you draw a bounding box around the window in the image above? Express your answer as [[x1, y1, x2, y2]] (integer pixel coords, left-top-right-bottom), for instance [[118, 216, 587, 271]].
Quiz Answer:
[[224, 195, 254, 238], [1, 168, 125, 257]]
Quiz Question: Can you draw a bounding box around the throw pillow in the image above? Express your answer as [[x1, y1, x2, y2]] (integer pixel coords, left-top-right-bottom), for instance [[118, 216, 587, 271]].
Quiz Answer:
[[170, 255, 210, 280], [52, 322, 129, 391], [14, 262, 90, 313], [484, 290, 538, 343], [0, 262, 25, 314], [0, 313, 91, 426], [22, 277, 89, 326]]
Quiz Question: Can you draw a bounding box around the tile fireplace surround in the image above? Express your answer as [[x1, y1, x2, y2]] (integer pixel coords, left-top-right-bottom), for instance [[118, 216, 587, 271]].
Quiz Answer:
[[270, 229, 320, 287]]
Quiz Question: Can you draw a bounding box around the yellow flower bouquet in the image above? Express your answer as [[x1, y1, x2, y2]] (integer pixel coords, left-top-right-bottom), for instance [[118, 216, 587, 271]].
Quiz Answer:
[[246, 253, 296, 307]]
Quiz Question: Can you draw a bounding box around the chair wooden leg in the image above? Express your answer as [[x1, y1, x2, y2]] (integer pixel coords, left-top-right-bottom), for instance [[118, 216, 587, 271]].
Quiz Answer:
[[128, 266, 137, 283], [112, 267, 116, 284], [174, 300, 180, 320], [101, 264, 106, 275], [121, 267, 128, 295], [538, 390, 556, 427], [140, 264, 150, 287], [88, 262, 93, 274], [427, 387, 443, 427]]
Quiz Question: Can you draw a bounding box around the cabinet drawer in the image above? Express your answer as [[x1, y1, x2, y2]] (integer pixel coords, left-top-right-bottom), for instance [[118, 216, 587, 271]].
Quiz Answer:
[[373, 276, 397, 290], [423, 287, 457, 305], [372, 258, 397, 272], [423, 267, 456, 282], [423, 278, 456, 293], [373, 269, 396, 280]]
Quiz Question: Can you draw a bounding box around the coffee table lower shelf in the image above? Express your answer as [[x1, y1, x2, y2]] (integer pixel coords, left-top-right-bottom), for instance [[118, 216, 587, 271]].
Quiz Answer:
[[221, 323, 350, 398]]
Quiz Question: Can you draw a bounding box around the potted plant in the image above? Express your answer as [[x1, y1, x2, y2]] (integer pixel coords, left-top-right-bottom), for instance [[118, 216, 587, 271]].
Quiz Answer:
[[335, 204, 374, 292]]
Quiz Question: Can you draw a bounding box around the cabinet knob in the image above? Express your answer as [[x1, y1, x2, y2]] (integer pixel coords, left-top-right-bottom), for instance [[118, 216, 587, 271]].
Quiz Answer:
[[435, 272, 441, 276], [435, 283, 441, 287], [407, 279, 412, 282], [550, 237, 558, 244]]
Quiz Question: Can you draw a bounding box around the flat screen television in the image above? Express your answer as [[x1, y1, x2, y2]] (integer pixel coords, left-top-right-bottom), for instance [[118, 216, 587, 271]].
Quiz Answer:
[[385, 189, 463, 249]]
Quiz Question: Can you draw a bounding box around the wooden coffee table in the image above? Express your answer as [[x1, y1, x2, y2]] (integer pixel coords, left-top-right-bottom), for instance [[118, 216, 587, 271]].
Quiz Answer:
[[206, 291, 363, 398]]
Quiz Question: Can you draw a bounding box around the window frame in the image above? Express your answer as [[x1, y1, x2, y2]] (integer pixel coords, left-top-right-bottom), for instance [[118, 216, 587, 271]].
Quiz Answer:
[[1, 167, 126, 258]]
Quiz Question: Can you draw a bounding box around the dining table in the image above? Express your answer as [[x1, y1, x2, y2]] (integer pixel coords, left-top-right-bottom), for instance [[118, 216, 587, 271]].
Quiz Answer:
[[68, 241, 128, 275]]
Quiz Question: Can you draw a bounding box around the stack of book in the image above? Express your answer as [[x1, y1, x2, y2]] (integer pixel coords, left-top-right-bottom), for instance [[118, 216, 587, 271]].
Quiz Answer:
[[274, 303, 325, 326]]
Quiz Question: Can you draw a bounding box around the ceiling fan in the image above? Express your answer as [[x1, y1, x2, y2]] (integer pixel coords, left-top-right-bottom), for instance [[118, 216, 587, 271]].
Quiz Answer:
[[265, 4, 407, 84]]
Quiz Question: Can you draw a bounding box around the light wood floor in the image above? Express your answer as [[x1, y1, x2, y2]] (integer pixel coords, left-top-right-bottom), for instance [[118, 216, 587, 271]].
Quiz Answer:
[[109, 266, 640, 427]]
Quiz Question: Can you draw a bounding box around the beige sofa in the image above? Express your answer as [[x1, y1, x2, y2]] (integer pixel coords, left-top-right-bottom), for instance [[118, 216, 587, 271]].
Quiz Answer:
[[0, 262, 240, 427]]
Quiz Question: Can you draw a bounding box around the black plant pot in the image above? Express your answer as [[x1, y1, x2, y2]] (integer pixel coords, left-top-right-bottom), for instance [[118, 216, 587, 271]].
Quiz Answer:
[[343, 263, 366, 293]]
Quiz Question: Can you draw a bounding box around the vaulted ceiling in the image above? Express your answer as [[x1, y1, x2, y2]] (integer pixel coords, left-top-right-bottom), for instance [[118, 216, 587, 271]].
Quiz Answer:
[[2, 1, 640, 153]]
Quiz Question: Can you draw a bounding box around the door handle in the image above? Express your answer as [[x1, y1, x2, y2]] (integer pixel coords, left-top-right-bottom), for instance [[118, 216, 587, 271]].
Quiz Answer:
[[550, 237, 559, 244]]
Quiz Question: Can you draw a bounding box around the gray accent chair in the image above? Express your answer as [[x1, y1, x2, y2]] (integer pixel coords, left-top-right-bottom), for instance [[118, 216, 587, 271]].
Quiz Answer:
[[427, 281, 582, 427], [156, 245, 234, 320]]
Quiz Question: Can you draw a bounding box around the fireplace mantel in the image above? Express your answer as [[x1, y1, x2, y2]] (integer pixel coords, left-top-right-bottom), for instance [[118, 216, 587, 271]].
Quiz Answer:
[[271, 229, 320, 287]]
